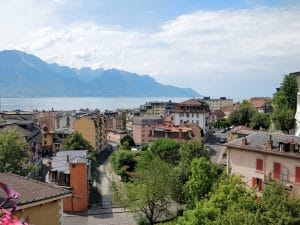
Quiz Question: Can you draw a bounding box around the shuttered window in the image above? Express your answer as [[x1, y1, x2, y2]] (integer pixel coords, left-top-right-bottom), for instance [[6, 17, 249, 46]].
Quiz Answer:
[[274, 162, 281, 179], [296, 167, 300, 183], [256, 159, 263, 171]]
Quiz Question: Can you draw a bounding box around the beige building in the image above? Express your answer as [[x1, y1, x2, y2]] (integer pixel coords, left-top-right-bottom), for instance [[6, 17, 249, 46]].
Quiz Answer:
[[107, 129, 128, 145], [202, 97, 233, 112], [0, 173, 71, 225], [226, 132, 300, 196], [73, 113, 107, 152]]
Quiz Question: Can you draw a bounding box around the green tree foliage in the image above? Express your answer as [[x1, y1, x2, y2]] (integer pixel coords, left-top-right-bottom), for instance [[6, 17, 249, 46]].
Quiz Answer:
[[211, 118, 230, 128], [184, 157, 219, 205], [250, 112, 271, 130], [272, 74, 298, 133], [178, 176, 257, 225], [149, 138, 181, 166], [228, 101, 256, 126], [120, 135, 135, 147], [258, 181, 300, 225], [0, 130, 29, 174], [113, 154, 174, 225], [173, 140, 209, 203], [63, 131, 94, 151], [110, 150, 136, 175]]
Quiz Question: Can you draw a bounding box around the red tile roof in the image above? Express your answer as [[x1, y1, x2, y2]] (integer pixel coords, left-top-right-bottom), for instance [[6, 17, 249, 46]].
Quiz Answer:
[[0, 173, 72, 208]]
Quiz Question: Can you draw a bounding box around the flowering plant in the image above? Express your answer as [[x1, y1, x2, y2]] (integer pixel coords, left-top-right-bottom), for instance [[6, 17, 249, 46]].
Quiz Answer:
[[0, 181, 28, 225]]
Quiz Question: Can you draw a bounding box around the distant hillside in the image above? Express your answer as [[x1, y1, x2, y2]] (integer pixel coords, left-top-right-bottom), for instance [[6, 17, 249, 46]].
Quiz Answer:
[[0, 50, 201, 97]]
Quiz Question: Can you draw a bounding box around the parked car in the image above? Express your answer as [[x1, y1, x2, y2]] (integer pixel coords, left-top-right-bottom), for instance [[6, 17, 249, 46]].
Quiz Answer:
[[220, 138, 226, 143]]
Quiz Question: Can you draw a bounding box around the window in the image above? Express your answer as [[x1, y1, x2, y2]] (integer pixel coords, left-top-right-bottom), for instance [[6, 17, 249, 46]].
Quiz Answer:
[[296, 167, 300, 183], [256, 159, 263, 171], [179, 113, 184, 117], [186, 113, 189, 117], [44, 140, 47, 145], [273, 162, 281, 179], [43, 134, 47, 138]]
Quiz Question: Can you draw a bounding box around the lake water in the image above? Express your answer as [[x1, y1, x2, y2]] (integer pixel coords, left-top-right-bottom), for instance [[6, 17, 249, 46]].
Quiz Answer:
[[0, 97, 188, 111]]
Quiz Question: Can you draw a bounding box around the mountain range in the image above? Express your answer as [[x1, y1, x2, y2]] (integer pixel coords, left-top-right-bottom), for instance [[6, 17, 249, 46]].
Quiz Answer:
[[0, 50, 200, 97]]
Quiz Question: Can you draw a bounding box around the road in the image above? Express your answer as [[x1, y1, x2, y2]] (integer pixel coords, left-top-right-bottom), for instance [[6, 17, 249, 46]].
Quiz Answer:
[[64, 151, 135, 225], [206, 130, 230, 164]]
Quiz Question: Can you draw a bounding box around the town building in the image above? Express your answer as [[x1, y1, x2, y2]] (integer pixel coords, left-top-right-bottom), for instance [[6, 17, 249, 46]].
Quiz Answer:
[[139, 101, 176, 116], [202, 97, 233, 111], [250, 97, 273, 113], [53, 128, 72, 152], [132, 116, 164, 146], [54, 111, 76, 130], [107, 129, 128, 145], [294, 72, 300, 136], [173, 99, 210, 134], [152, 116, 202, 143], [226, 132, 300, 196], [0, 173, 72, 225], [104, 110, 125, 130], [47, 150, 91, 212], [209, 109, 225, 123], [73, 113, 107, 152], [39, 112, 56, 156]]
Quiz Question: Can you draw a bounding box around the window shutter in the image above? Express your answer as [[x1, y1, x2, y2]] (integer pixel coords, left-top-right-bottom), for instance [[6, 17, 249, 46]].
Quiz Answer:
[[256, 159, 263, 171], [296, 167, 300, 183], [274, 162, 281, 179]]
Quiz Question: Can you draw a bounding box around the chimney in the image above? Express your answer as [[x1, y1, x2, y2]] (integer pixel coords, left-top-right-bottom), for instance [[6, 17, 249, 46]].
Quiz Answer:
[[266, 135, 273, 150], [241, 137, 247, 146]]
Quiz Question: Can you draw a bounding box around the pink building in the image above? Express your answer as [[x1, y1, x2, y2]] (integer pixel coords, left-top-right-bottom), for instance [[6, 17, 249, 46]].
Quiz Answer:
[[226, 132, 300, 196], [132, 116, 164, 146]]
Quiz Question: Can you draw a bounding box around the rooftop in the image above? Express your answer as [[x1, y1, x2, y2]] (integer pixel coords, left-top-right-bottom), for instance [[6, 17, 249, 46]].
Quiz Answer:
[[226, 132, 300, 159], [51, 150, 88, 174], [0, 173, 71, 208]]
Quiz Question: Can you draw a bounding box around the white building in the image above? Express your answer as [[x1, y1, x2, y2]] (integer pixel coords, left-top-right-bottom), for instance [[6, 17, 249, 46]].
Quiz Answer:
[[173, 99, 209, 134], [295, 73, 300, 136]]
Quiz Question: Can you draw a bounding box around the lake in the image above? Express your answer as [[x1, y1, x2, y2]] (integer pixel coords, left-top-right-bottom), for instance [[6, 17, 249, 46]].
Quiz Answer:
[[0, 97, 188, 111]]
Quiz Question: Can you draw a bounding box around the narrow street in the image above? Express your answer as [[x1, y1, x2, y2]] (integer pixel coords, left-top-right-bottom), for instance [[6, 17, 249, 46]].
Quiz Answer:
[[206, 130, 230, 164], [64, 150, 135, 225]]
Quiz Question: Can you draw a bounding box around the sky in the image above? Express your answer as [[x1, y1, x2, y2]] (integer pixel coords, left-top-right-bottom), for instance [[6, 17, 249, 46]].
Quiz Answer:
[[1, 0, 300, 100]]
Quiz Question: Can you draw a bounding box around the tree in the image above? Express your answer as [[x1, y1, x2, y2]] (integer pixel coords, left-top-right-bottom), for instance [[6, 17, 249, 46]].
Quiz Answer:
[[172, 140, 209, 203], [120, 135, 135, 147], [0, 130, 28, 174], [184, 157, 219, 205], [149, 138, 181, 166], [250, 112, 271, 130], [228, 101, 256, 126], [63, 131, 94, 151], [272, 73, 298, 133], [212, 118, 230, 129], [178, 176, 257, 225], [258, 181, 300, 225], [113, 154, 174, 225], [110, 150, 136, 175]]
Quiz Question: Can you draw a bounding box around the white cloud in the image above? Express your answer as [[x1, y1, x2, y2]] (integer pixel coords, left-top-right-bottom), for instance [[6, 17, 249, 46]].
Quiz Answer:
[[1, 4, 300, 99]]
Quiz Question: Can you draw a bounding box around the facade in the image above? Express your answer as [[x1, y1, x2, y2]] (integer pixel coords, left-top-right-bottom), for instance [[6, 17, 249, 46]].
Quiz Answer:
[[139, 101, 176, 116], [104, 110, 125, 130], [48, 150, 90, 212], [107, 129, 128, 145], [202, 97, 233, 111], [39, 112, 56, 155], [73, 113, 107, 152], [132, 116, 164, 146], [209, 109, 225, 123], [53, 128, 72, 152], [226, 132, 300, 196], [0, 173, 71, 225], [54, 111, 76, 130], [173, 99, 209, 133], [250, 97, 272, 113], [294, 72, 300, 136]]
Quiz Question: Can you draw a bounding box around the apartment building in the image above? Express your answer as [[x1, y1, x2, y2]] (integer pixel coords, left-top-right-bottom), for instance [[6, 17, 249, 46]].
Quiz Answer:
[[73, 113, 107, 152], [202, 97, 233, 111], [226, 132, 300, 196], [173, 99, 209, 133]]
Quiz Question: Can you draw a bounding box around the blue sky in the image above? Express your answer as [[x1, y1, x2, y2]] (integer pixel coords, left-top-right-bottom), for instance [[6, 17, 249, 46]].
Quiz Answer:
[[0, 0, 300, 100]]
